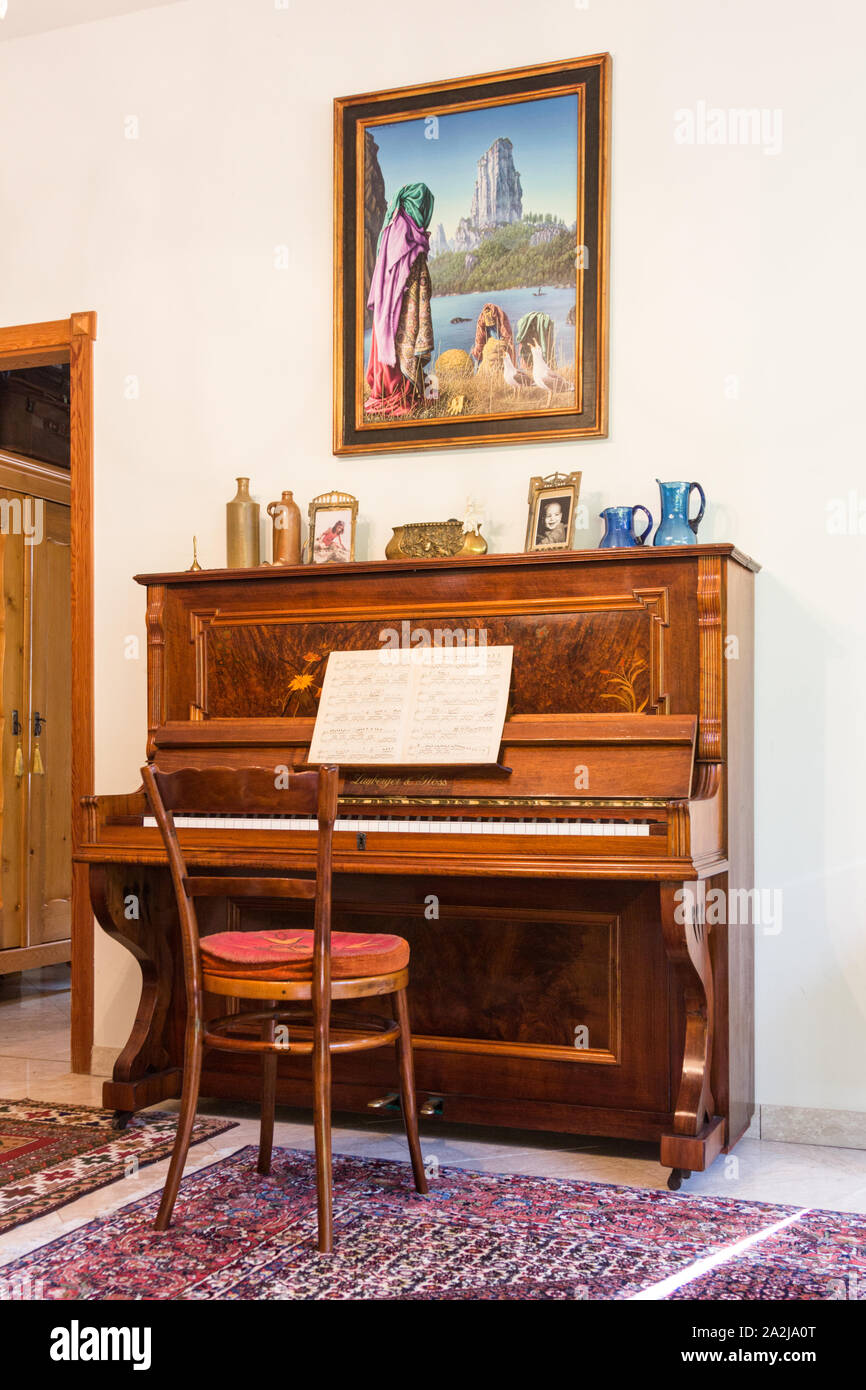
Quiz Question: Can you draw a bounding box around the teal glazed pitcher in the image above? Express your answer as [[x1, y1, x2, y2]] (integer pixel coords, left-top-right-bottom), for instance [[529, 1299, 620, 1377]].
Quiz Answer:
[[598, 505, 653, 548], [653, 480, 706, 546]]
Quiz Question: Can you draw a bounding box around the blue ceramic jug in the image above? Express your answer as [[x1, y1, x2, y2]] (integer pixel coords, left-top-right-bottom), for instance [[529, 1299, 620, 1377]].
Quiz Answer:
[[653, 480, 706, 546], [598, 504, 653, 549]]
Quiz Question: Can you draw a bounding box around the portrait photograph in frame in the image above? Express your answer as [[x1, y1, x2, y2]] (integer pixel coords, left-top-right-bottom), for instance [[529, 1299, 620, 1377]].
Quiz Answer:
[[308, 490, 358, 564], [525, 471, 582, 552], [334, 54, 610, 456]]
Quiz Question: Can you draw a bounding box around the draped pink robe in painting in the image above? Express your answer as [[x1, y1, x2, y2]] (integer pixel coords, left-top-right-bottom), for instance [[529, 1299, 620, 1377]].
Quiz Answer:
[[364, 209, 432, 418]]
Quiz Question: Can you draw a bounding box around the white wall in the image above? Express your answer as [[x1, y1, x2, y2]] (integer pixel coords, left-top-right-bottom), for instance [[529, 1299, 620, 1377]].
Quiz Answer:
[[0, 0, 863, 1109]]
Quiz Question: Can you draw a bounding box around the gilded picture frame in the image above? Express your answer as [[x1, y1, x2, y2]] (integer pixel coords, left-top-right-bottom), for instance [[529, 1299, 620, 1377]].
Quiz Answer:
[[307, 490, 358, 564], [525, 471, 582, 552], [334, 54, 610, 455]]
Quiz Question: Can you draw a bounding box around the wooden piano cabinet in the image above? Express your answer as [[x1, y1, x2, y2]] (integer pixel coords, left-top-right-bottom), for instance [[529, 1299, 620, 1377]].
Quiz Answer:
[[84, 545, 758, 1179]]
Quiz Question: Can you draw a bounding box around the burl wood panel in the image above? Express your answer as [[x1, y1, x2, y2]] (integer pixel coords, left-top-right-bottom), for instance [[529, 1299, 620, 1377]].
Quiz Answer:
[[202, 609, 662, 720], [212, 874, 669, 1113], [230, 897, 619, 1057]]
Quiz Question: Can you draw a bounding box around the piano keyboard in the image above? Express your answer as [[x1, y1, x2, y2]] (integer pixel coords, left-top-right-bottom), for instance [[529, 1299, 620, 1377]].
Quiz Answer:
[[143, 815, 651, 838]]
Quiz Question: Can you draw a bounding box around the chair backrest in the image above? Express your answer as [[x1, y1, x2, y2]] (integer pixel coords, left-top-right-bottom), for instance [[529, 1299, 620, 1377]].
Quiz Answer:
[[147, 765, 327, 818], [141, 762, 340, 1008]]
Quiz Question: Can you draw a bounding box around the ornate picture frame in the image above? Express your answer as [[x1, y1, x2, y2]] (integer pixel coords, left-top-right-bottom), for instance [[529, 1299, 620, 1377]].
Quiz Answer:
[[334, 54, 610, 456], [525, 471, 582, 552], [307, 490, 358, 564]]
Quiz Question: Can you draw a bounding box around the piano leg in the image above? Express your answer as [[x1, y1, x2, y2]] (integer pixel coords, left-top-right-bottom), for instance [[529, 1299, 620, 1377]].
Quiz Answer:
[[90, 865, 183, 1115], [659, 881, 725, 1182]]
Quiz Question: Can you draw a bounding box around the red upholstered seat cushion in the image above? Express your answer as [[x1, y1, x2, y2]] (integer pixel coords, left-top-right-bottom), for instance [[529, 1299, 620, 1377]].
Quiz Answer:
[[200, 928, 409, 981]]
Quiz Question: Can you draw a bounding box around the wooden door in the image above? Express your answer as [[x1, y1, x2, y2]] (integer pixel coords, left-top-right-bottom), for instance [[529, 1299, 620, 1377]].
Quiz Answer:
[[27, 500, 71, 943], [0, 491, 27, 950], [0, 479, 71, 965]]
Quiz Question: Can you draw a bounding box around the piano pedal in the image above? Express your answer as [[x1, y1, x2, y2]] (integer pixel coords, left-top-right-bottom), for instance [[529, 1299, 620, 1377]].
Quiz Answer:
[[367, 1091, 400, 1112], [420, 1095, 444, 1117]]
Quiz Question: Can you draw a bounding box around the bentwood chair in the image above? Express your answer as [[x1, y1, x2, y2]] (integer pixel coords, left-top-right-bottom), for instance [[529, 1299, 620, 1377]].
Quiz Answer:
[[141, 762, 428, 1252]]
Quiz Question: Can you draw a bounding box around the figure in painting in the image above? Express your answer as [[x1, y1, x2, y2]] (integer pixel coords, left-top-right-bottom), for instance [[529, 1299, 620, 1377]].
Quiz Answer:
[[364, 182, 435, 418], [471, 303, 514, 365], [515, 310, 555, 370]]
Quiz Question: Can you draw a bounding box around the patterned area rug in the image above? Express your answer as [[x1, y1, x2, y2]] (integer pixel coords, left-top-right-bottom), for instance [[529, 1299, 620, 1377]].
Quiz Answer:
[[0, 1099, 237, 1236], [2, 1145, 863, 1299]]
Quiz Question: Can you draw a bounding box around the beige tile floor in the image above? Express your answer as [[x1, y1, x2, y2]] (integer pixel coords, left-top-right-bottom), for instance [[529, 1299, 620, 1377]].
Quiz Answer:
[[2, 964, 866, 1270]]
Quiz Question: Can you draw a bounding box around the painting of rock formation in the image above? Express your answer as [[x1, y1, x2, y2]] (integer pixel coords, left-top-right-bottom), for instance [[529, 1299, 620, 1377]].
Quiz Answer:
[[335, 55, 610, 453], [359, 91, 580, 426]]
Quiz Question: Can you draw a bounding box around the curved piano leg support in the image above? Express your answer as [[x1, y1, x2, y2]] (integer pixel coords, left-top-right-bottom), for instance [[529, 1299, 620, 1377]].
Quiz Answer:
[[90, 865, 181, 1113], [659, 881, 725, 1177], [661, 880, 714, 1135]]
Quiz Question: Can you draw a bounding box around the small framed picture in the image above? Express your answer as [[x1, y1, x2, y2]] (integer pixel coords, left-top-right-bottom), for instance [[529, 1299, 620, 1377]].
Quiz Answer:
[[308, 492, 358, 561], [525, 471, 582, 552], [308, 490, 358, 564]]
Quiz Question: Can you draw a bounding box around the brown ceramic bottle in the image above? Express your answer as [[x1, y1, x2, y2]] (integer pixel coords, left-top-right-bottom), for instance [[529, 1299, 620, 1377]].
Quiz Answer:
[[267, 490, 302, 565], [226, 477, 260, 567]]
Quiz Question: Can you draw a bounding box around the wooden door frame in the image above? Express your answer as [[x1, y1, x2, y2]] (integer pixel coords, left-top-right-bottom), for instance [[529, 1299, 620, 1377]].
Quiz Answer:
[[0, 313, 96, 1071]]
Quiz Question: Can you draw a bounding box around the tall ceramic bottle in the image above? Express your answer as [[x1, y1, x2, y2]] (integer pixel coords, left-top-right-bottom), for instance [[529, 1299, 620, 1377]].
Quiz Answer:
[[267, 490, 302, 565], [226, 477, 260, 567]]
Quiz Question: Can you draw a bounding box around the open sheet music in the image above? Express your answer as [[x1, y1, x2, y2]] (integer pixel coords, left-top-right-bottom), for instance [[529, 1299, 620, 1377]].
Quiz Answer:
[[307, 645, 513, 766]]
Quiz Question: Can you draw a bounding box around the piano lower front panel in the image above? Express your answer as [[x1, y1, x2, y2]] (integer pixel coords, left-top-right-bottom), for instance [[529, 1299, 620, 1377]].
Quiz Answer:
[[189, 874, 681, 1136]]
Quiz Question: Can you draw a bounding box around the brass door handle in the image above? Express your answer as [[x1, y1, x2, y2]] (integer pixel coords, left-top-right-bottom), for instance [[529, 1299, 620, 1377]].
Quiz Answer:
[[12, 710, 23, 777], [32, 710, 45, 774]]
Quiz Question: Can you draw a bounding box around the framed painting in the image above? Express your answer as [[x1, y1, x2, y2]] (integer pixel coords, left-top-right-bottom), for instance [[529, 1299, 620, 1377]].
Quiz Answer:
[[333, 54, 610, 456]]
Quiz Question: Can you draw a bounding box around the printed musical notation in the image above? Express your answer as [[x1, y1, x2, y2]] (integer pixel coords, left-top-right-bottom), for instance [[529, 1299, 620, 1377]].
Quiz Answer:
[[307, 646, 513, 766]]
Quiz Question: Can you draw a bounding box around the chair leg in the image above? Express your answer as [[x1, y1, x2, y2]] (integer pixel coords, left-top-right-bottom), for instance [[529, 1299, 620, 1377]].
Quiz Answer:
[[258, 1009, 277, 1176], [155, 1028, 203, 1231], [312, 1030, 333, 1253], [393, 987, 429, 1195]]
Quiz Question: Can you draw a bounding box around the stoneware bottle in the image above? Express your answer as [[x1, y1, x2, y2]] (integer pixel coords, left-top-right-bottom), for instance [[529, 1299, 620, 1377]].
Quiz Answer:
[[226, 477, 260, 567], [267, 490, 302, 565]]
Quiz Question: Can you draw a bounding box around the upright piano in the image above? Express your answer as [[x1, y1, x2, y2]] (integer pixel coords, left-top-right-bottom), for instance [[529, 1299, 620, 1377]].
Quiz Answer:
[[80, 544, 758, 1187]]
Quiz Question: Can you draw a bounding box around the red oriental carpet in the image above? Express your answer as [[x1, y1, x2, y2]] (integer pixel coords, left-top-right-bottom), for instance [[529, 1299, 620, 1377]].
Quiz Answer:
[[0, 1099, 236, 1236], [2, 1146, 863, 1300]]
